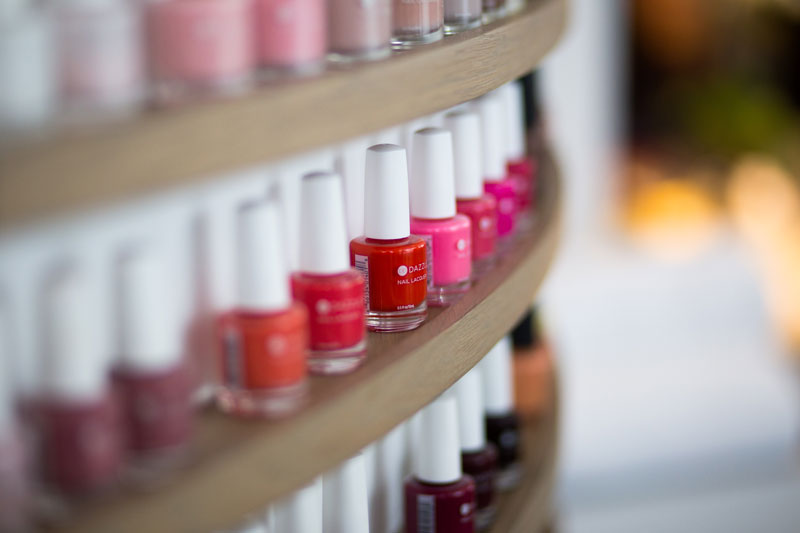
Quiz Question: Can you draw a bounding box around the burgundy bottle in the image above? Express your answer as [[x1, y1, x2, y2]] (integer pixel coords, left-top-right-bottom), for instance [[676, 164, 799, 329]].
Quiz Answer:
[[456, 367, 498, 530], [405, 393, 476, 533], [481, 336, 522, 491], [112, 248, 194, 478], [38, 269, 124, 495]]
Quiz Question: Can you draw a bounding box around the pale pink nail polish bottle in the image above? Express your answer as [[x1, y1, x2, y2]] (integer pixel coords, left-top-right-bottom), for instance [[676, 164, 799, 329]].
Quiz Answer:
[[147, 0, 255, 104], [256, 0, 327, 75], [328, 0, 391, 63], [409, 128, 472, 306], [392, 0, 444, 48]]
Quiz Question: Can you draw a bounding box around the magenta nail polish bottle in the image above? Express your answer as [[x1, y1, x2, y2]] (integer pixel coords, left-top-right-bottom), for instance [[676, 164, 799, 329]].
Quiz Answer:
[[409, 128, 472, 306], [38, 268, 124, 496], [112, 248, 194, 479], [405, 393, 476, 533], [456, 367, 498, 530]]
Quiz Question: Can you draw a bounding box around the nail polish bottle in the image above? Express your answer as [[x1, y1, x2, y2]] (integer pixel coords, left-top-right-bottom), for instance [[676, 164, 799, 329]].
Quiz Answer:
[[446, 110, 499, 278], [38, 268, 124, 496], [0, 313, 32, 532], [267, 478, 323, 533], [481, 336, 521, 491], [217, 198, 309, 418], [112, 248, 194, 477], [405, 393, 476, 533], [328, 0, 391, 63], [391, 0, 444, 49], [54, 0, 144, 121], [350, 144, 428, 332], [511, 307, 553, 420], [409, 128, 472, 306], [0, 0, 56, 135], [456, 368, 497, 530], [443, 0, 481, 34], [291, 171, 366, 375], [147, 0, 255, 105], [502, 81, 536, 226], [481, 0, 506, 23], [477, 93, 517, 244], [323, 453, 370, 533], [256, 0, 326, 75]]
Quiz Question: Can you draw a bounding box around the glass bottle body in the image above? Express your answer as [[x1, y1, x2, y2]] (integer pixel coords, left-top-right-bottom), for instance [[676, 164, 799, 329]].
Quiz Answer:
[[392, 0, 444, 48], [404, 474, 476, 533], [485, 411, 521, 490], [256, 0, 327, 74], [456, 196, 498, 277], [484, 178, 517, 241], [481, 0, 506, 22], [443, 0, 481, 34], [410, 215, 472, 306], [461, 445, 498, 530], [328, 0, 391, 62]]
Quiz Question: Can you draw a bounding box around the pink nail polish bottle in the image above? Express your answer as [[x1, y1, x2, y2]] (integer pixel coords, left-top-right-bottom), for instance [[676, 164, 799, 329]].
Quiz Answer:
[[112, 248, 194, 479], [446, 110, 499, 278], [38, 268, 124, 497], [0, 313, 32, 532], [54, 0, 144, 121], [405, 393, 476, 533], [392, 0, 444, 48], [328, 0, 391, 63], [502, 81, 536, 229], [147, 0, 255, 104], [409, 128, 472, 306], [291, 171, 366, 375], [255, 0, 327, 75], [477, 93, 517, 245], [456, 368, 498, 530]]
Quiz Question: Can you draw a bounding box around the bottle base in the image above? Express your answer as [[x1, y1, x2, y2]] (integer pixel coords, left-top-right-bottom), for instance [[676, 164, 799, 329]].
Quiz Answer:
[[496, 462, 522, 491], [482, 7, 507, 24], [444, 16, 482, 35], [476, 504, 497, 530], [328, 46, 391, 64], [391, 28, 444, 49], [216, 381, 307, 419], [366, 302, 427, 332], [308, 339, 368, 375], [426, 279, 471, 307], [472, 256, 498, 279]]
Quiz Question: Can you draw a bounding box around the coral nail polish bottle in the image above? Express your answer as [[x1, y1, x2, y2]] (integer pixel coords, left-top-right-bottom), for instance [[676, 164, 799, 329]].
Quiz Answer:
[[477, 93, 517, 244], [446, 110, 499, 278], [409, 128, 472, 306], [323, 453, 370, 533], [291, 171, 366, 375], [455, 368, 498, 530], [481, 336, 521, 491], [112, 248, 194, 477], [217, 198, 309, 418], [38, 268, 124, 496], [405, 393, 476, 533], [350, 144, 428, 332], [256, 0, 327, 75], [511, 307, 553, 419], [502, 81, 537, 226]]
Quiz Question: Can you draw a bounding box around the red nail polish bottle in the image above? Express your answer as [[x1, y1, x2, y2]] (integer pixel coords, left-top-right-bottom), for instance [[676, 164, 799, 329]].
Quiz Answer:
[[446, 110, 499, 278], [405, 393, 476, 533], [292, 171, 366, 375], [112, 248, 194, 478], [409, 128, 472, 306], [456, 368, 498, 530], [350, 144, 428, 332], [38, 269, 124, 496], [481, 336, 522, 491], [477, 93, 517, 243], [217, 197, 309, 418], [502, 81, 536, 227]]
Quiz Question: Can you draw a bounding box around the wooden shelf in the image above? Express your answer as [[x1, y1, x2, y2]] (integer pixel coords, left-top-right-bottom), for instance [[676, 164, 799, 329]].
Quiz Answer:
[[0, 0, 566, 229], [49, 151, 561, 533]]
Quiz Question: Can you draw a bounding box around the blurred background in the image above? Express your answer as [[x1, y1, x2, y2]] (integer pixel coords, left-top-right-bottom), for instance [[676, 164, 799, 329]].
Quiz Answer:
[[539, 0, 800, 530]]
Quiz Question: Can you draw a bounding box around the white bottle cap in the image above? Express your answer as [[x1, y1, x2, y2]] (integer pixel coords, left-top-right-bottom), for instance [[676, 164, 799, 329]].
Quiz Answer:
[[369, 423, 407, 533], [299, 171, 351, 274], [503, 82, 526, 161], [116, 247, 183, 373], [41, 268, 106, 402], [481, 336, 514, 415], [336, 137, 370, 241], [236, 196, 290, 311], [410, 128, 457, 220], [363, 144, 411, 240], [476, 93, 507, 183], [445, 110, 484, 200], [413, 393, 462, 484], [323, 453, 370, 533], [269, 478, 323, 533], [456, 366, 487, 452]]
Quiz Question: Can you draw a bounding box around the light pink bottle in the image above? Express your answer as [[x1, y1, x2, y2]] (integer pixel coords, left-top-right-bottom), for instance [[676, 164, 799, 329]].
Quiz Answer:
[[147, 0, 255, 104], [409, 128, 472, 306], [256, 0, 327, 74], [476, 92, 517, 242]]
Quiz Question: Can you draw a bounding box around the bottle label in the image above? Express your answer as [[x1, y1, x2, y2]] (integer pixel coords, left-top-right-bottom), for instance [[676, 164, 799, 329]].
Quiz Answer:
[[354, 254, 370, 307], [417, 494, 436, 533]]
